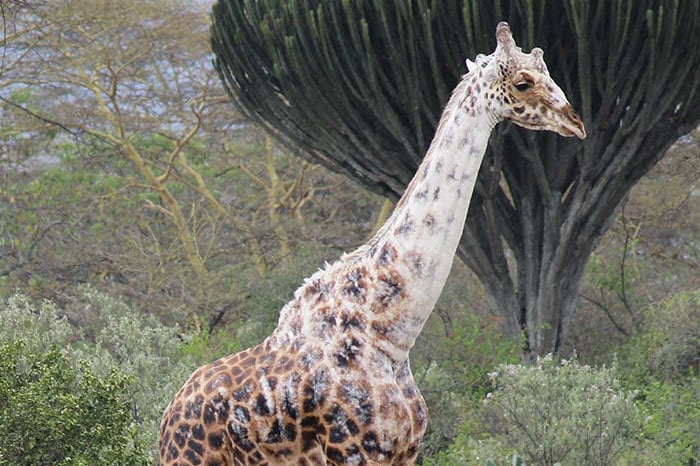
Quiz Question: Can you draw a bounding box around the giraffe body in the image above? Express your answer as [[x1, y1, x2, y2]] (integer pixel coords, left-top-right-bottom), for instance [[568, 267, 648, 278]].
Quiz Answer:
[[161, 257, 429, 465], [159, 22, 585, 466]]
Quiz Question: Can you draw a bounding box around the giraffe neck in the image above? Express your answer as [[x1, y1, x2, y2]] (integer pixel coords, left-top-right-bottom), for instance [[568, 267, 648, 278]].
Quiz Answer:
[[361, 75, 497, 364], [272, 74, 497, 369]]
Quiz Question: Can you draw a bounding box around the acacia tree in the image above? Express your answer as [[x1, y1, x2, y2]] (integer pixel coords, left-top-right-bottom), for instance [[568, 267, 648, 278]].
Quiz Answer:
[[1, 0, 365, 327], [0, 0, 267, 322], [211, 0, 700, 353]]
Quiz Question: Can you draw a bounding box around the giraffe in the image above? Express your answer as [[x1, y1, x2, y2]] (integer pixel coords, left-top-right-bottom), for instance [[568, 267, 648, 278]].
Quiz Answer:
[[159, 22, 585, 466]]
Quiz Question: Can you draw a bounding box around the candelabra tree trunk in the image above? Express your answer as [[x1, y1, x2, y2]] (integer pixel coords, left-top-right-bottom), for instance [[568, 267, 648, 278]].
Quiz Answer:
[[211, 0, 700, 354]]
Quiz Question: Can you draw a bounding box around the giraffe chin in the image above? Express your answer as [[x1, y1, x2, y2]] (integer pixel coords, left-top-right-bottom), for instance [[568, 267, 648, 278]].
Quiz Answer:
[[557, 120, 586, 140], [515, 121, 586, 140]]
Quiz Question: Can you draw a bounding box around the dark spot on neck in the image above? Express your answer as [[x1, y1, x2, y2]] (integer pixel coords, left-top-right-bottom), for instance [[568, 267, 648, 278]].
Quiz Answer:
[[447, 167, 457, 180], [434, 160, 443, 173], [378, 243, 397, 265], [405, 252, 424, 274], [377, 271, 404, 306], [415, 186, 429, 200], [423, 214, 438, 232], [394, 216, 414, 235], [334, 338, 362, 367]]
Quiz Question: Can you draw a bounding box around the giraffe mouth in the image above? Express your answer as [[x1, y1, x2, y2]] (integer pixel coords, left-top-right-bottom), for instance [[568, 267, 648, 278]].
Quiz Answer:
[[558, 106, 586, 139], [558, 123, 586, 139]]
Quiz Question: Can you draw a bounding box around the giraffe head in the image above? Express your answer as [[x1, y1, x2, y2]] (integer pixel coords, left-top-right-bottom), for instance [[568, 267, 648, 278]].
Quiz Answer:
[[469, 22, 586, 139]]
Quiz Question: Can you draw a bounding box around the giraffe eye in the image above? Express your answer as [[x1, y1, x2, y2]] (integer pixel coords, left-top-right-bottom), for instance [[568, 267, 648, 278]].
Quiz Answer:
[[514, 80, 533, 92]]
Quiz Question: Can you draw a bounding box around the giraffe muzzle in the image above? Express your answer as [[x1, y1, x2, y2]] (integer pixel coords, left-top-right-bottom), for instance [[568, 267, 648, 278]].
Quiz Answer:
[[560, 105, 586, 139]]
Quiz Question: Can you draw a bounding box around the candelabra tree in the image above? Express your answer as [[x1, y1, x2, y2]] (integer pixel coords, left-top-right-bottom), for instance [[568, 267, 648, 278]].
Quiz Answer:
[[211, 0, 700, 354]]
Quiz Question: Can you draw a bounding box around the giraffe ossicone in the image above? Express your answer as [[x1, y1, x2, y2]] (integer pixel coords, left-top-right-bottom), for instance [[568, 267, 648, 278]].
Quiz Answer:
[[159, 21, 585, 466]]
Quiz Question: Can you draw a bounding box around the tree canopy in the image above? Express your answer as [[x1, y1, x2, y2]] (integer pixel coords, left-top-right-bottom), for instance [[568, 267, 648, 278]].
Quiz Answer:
[[211, 0, 700, 353]]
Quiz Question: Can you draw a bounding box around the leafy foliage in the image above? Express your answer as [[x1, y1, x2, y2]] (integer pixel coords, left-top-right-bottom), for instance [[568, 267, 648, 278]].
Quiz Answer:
[[434, 356, 641, 466], [631, 378, 700, 465], [414, 312, 521, 458], [618, 289, 700, 382], [0, 340, 149, 465], [614, 290, 700, 464], [0, 290, 199, 461]]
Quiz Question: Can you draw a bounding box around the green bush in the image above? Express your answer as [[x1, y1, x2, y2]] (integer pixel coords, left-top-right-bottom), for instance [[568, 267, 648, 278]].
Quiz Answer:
[[0, 290, 203, 461], [625, 378, 699, 465], [0, 340, 149, 465], [415, 313, 521, 459], [436, 355, 641, 466], [0, 294, 74, 354], [614, 290, 700, 464], [66, 288, 202, 453], [618, 289, 699, 382]]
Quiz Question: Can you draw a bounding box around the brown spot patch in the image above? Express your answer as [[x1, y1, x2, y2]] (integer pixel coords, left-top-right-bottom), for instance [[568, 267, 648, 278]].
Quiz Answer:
[[378, 243, 397, 266], [275, 355, 295, 374], [343, 266, 368, 300], [405, 251, 424, 275], [371, 320, 389, 335], [334, 337, 362, 367], [423, 214, 438, 232], [340, 311, 364, 330], [376, 270, 405, 307], [304, 279, 321, 297], [233, 369, 252, 386], [239, 356, 256, 370]]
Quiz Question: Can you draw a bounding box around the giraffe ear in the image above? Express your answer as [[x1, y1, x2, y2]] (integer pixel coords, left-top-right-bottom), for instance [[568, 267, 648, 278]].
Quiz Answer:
[[466, 54, 490, 73], [465, 58, 477, 73]]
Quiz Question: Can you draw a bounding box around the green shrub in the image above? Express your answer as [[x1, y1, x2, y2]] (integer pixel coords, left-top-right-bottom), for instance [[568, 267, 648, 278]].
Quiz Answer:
[[438, 355, 641, 466], [625, 378, 699, 465], [618, 289, 699, 382], [613, 290, 700, 464], [68, 288, 201, 453], [415, 313, 521, 459], [0, 289, 203, 461], [0, 340, 149, 465], [430, 431, 516, 466], [0, 293, 74, 353]]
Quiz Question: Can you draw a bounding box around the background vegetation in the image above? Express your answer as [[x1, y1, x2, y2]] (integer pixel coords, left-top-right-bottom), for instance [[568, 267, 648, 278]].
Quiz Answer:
[[0, 0, 697, 464]]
